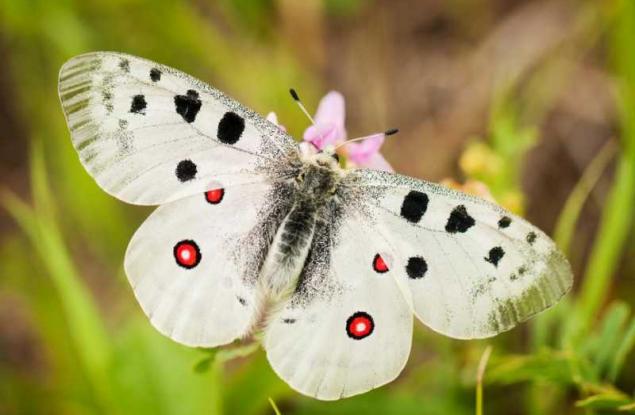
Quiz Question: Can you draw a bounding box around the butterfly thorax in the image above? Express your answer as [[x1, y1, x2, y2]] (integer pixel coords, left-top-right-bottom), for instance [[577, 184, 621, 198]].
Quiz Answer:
[[261, 153, 343, 297], [296, 154, 341, 199]]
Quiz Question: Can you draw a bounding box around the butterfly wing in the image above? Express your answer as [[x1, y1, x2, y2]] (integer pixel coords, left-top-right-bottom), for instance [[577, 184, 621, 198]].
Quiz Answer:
[[125, 180, 295, 347], [343, 169, 573, 339], [264, 209, 413, 400], [58, 52, 299, 205]]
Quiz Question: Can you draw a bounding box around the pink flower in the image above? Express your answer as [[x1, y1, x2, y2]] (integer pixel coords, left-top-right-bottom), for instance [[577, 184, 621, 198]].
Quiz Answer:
[[267, 91, 393, 171], [266, 112, 285, 132]]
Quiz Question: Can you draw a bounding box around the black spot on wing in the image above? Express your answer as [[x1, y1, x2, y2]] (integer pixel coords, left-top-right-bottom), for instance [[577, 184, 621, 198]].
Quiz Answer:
[[526, 231, 537, 245], [102, 91, 113, 113], [119, 58, 130, 72], [510, 265, 528, 281], [498, 216, 511, 229], [237, 296, 247, 306], [217, 112, 245, 144], [150, 68, 162, 82], [282, 318, 296, 324], [400, 190, 429, 223], [175, 159, 197, 182], [174, 90, 202, 123], [445, 205, 475, 233], [116, 119, 133, 152], [130, 94, 147, 114], [406, 256, 427, 279], [484, 246, 505, 267]]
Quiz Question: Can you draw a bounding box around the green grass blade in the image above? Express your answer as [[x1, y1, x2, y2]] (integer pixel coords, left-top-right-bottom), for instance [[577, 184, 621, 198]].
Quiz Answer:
[[268, 397, 282, 415], [565, 0, 635, 345], [3, 143, 114, 412], [608, 317, 635, 382], [475, 346, 492, 415], [570, 158, 635, 342], [589, 302, 629, 378], [552, 141, 616, 255]]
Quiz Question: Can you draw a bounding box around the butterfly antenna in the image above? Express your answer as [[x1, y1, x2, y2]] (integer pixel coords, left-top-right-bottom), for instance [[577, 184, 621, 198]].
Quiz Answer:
[[289, 88, 316, 125], [333, 128, 399, 151]]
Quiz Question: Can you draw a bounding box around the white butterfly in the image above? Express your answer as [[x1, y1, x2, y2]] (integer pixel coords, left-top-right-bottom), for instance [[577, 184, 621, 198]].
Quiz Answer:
[[58, 52, 573, 400]]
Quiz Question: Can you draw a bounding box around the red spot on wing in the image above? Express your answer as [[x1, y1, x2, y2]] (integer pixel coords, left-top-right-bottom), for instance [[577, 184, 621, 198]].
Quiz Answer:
[[346, 312, 374, 340], [173, 240, 201, 269], [373, 254, 389, 273], [205, 188, 224, 204]]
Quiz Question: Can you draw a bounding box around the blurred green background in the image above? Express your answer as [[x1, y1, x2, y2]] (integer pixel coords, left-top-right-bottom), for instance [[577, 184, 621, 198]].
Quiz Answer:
[[1, 0, 635, 414]]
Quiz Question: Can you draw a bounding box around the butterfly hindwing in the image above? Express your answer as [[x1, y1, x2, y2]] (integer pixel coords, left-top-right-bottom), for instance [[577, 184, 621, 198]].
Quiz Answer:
[[58, 52, 299, 205], [343, 169, 573, 339], [124, 180, 295, 347], [264, 209, 412, 400]]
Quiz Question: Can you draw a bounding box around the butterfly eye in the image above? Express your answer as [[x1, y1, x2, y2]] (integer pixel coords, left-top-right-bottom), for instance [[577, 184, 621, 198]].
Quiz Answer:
[[331, 153, 340, 162]]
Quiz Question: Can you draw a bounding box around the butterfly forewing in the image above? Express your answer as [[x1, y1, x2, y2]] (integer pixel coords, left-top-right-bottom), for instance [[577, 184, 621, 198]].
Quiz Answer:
[[58, 52, 299, 205], [344, 169, 573, 339]]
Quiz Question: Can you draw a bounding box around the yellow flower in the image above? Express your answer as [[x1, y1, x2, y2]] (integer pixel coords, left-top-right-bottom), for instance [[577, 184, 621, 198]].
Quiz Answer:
[[459, 142, 503, 178], [440, 178, 495, 202], [441, 179, 524, 215]]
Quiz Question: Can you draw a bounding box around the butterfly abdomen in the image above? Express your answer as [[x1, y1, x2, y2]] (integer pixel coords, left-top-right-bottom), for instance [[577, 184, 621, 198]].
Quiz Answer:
[[278, 201, 317, 258], [261, 199, 317, 296], [260, 160, 340, 297]]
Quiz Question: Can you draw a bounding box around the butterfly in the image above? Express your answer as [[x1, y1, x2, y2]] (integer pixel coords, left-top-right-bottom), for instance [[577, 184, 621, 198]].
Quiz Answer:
[[58, 52, 573, 400]]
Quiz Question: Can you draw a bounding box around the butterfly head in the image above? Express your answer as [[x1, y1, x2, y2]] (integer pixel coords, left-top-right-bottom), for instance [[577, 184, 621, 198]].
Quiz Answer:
[[320, 144, 342, 164], [297, 151, 342, 199]]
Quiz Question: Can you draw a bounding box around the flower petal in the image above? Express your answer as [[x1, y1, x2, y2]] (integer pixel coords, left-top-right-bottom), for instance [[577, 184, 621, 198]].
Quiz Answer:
[[345, 134, 385, 165], [301, 91, 348, 149], [266, 111, 278, 124], [361, 152, 394, 172], [266, 112, 286, 132], [303, 123, 339, 149], [314, 91, 346, 133], [298, 141, 316, 156]]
